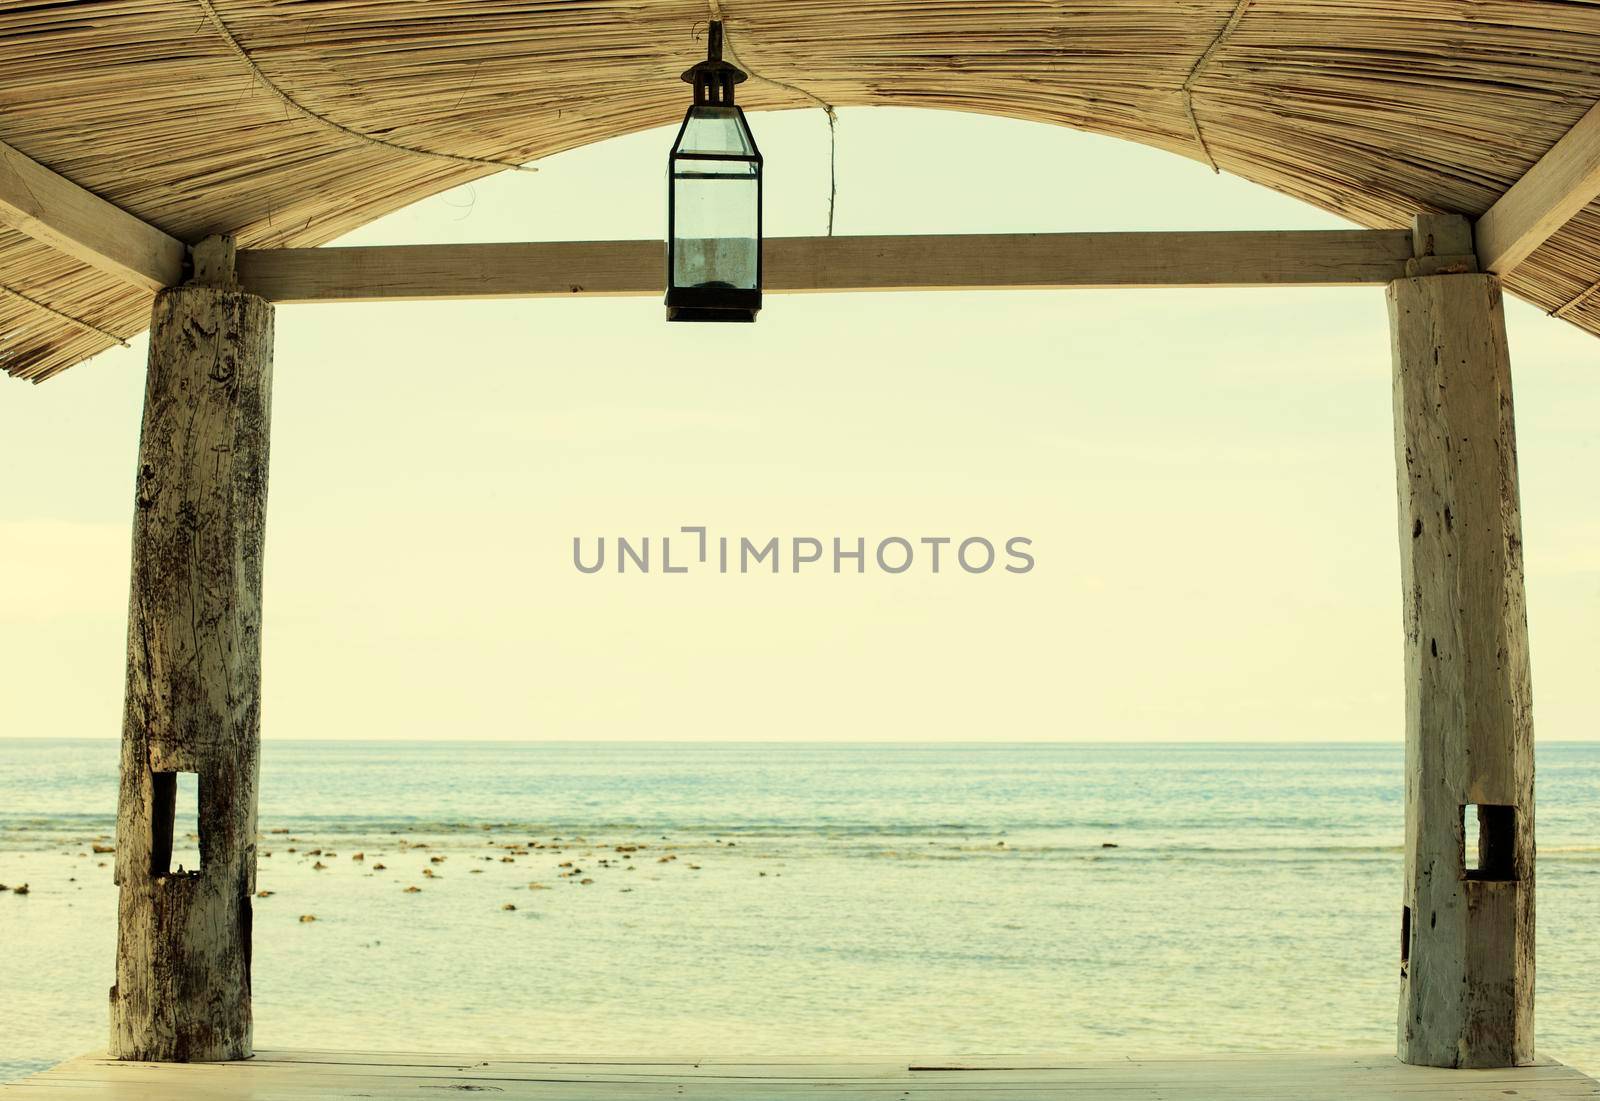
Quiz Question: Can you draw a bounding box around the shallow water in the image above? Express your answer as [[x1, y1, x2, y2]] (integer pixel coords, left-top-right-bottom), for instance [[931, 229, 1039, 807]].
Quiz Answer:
[[1, 740, 1596, 1083]]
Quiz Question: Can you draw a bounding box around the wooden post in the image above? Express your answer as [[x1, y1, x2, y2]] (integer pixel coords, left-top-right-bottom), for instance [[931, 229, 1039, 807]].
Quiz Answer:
[[109, 235, 273, 1062], [1389, 215, 1535, 1068]]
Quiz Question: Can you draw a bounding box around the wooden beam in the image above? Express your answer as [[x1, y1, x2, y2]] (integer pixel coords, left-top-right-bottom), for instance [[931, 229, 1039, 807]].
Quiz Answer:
[[1475, 99, 1600, 274], [235, 230, 1415, 303], [0, 139, 186, 292]]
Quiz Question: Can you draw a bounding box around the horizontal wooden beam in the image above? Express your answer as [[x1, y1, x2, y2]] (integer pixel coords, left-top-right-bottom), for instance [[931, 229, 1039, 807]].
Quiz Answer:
[[236, 230, 1415, 303], [0, 139, 185, 292], [1476, 99, 1600, 275]]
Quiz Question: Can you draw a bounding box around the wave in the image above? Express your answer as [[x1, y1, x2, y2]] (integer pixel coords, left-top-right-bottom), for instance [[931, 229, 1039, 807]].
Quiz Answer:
[[5, 814, 1597, 862]]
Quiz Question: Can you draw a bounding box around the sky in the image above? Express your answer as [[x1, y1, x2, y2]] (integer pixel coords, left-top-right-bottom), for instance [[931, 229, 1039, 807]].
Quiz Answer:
[[1, 107, 1595, 742]]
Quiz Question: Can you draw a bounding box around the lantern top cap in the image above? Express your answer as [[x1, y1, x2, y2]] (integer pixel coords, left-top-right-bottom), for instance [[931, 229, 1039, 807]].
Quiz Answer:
[[682, 21, 748, 106]]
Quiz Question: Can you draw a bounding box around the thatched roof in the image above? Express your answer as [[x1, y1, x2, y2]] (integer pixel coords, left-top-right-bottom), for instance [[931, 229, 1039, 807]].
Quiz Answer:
[[4, 0, 1600, 381]]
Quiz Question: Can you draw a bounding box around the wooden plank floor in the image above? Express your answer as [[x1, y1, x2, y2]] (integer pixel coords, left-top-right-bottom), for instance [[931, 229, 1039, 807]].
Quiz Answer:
[[6, 1050, 1599, 1100]]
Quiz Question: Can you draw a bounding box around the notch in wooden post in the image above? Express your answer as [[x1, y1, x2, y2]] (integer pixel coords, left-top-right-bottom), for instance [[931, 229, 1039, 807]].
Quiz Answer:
[[1463, 803, 1517, 882], [1407, 213, 1479, 277], [1400, 905, 1412, 976], [149, 770, 202, 877]]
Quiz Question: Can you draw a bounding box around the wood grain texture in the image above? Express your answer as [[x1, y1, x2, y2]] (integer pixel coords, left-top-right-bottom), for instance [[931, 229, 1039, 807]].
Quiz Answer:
[[1476, 99, 1600, 275], [1387, 273, 1535, 1069], [6, 1050, 1597, 1100], [0, 139, 185, 292], [109, 282, 274, 1062], [235, 230, 1415, 303]]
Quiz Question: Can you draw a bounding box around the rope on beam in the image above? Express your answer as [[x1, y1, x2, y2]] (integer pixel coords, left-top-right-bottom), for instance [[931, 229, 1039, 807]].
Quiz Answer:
[[1552, 278, 1600, 318], [192, 0, 536, 174], [1182, 0, 1253, 173]]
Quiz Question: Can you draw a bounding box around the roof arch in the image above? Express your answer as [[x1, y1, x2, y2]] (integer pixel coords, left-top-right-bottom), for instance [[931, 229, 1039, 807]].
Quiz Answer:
[[4, 0, 1600, 380]]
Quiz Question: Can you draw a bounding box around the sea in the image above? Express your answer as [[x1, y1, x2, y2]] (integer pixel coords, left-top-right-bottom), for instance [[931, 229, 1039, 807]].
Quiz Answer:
[[1, 739, 1596, 1084]]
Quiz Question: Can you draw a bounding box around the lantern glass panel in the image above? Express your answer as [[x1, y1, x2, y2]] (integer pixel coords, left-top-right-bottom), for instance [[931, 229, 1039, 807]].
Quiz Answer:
[[672, 163, 757, 292], [676, 105, 757, 157]]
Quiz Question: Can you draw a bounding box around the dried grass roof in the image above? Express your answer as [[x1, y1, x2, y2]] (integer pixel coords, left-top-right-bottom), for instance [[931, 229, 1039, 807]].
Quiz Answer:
[[4, 0, 1600, 381]]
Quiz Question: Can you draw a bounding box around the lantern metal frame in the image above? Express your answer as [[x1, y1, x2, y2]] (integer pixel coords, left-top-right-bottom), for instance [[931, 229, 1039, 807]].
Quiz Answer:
[[666, 22, 763, 322]]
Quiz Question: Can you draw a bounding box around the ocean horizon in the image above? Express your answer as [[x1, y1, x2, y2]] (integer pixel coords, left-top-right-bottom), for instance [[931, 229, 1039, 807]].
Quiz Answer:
[[3, 738, 1596, 1083]]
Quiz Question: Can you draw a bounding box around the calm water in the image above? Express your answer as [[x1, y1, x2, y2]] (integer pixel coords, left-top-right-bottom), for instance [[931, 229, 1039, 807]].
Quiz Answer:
[[1, 740, 1596, 1083]]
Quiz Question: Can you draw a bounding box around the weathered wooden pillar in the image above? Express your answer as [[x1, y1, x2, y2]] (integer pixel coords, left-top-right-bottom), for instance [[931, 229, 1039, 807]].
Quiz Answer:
[[110, 235, 273, 1062], [1389, 215, 1535, 1068]]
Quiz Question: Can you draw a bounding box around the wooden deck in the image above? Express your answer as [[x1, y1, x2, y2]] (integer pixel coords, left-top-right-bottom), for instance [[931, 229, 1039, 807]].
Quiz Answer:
[[6, 1050, 1599, 1100]]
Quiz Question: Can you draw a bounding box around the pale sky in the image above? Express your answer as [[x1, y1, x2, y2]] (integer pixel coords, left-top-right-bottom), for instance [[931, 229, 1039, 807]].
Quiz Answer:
[[1, 107, 1595, 742]]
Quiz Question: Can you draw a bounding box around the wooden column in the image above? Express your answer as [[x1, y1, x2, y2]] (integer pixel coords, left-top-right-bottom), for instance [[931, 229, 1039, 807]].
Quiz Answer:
[[1389, 215, 1535, 1068], [110, 236, 273, 1062]]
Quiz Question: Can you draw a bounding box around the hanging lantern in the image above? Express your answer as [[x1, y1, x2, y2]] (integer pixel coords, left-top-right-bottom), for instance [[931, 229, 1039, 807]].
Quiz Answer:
[[666, 21, 762, 322]]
